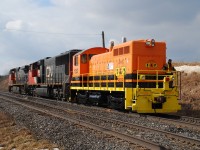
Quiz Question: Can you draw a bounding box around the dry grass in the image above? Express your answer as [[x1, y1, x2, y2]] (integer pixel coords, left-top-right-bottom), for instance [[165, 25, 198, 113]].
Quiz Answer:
[[174, 62, 200, 66], [163, 62, 200, 117], [0, 112, 61, 150], [176, 71, 200, 117], [0, 75, 8, 92], [0, 76, 62, 149]]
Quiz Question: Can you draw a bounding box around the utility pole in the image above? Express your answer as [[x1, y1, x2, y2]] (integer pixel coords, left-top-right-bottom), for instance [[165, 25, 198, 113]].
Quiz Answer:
[[102, 31, 105, 48]]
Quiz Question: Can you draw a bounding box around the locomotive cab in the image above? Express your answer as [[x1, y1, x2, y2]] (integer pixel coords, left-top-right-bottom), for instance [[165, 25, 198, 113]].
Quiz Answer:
[[8, 65, 29, 94], [71, 47, 108, 103], [72, 47, 108, 76], [8, 68, 16, 84], [28, 61, 42, 85]]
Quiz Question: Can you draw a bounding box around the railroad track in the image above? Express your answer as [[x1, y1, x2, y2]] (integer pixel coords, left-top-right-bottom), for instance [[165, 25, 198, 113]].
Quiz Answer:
[[1, 92, 200, 131], [145, 114, 200, 130], [0, 92, 200, 149], [10, 91, 200, 130], [0, 92, 164, 150], [3, 91, 200, 129], [26, 92, 200, 131]]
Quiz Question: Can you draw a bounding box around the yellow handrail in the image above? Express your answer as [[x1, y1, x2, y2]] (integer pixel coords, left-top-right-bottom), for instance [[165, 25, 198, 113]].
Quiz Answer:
[[71, 70, 180, 90]]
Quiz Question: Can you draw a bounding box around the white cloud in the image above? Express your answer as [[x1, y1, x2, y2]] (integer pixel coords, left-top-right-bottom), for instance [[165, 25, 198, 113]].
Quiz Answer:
[[0, 0, 200, 74], [5, 20, 23, 30]]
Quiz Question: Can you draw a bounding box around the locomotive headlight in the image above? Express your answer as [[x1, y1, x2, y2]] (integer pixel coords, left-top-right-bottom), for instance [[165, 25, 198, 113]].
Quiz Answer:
[[140, 75, 146, 80], [145, 39, 155, 47]]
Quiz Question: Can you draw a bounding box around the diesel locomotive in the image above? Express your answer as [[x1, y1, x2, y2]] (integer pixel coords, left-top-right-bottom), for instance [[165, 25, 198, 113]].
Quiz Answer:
[[8, 38, 181, 113]]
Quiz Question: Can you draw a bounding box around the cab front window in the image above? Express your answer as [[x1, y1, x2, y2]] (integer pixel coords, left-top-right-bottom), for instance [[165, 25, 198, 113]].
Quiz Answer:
[[89, 54, 95, 60]]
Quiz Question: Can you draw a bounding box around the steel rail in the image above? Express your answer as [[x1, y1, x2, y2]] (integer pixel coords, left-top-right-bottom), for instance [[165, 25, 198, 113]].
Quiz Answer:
[[146, 115, 200, 130], [17, 96, 200, 146], [1, 93, 200, 147], [1, 92, 200, 130], [0, 96, 165, 150]]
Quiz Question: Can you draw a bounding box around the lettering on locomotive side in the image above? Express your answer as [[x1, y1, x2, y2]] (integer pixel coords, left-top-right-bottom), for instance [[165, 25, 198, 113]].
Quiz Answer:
[[74, 68, 78, 74], [115, 67, 126, 76], [46, 66, 53, 78]]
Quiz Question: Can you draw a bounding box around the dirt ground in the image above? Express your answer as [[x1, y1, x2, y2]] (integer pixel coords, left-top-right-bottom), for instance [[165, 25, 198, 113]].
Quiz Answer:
[[0, 111, 60, 150], [0, 76, 8, 92], [0, 76, 61, 149], [170, 62, 200, 117]]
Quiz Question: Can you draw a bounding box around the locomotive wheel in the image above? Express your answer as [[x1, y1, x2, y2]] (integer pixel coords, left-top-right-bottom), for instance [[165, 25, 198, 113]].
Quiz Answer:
[[77, 91, 89, 104], [8, 86, 12, 92], [107, 94, 125, 110], [32, 90, 37, 97]]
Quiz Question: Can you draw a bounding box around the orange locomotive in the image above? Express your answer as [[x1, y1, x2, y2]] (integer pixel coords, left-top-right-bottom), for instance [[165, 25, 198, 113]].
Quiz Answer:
[[71, 39, 181, 113]]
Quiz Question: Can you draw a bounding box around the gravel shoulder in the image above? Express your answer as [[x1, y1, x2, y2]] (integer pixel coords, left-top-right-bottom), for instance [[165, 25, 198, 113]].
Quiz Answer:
[[0, 111, 60, 150], [0, 98, 143, 150]]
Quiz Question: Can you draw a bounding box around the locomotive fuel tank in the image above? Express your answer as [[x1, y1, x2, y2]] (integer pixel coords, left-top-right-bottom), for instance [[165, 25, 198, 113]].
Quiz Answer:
[[35, 87, 49, 97]]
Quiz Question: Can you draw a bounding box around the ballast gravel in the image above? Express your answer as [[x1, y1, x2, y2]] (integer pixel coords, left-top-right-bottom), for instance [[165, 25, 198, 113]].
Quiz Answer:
[[0, 99, 143, 150]]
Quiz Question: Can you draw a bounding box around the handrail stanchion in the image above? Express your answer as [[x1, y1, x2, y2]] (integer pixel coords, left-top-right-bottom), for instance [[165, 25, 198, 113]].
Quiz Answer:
[[136, 70, 139, 88], [179, 71, 182, 100], [156, 70, 159, 88], [100, 72, 102, 90], [123, 74, 125, 90], [114, 72, 116, 90], [82, 74, 83, 88], [87, 73, 89, 90], [106, 72, 108, 90], [93, 73, 94, 88]]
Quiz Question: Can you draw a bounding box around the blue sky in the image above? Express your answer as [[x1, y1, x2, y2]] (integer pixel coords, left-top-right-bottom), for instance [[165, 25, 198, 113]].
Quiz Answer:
[[0, 0, 200, 75]]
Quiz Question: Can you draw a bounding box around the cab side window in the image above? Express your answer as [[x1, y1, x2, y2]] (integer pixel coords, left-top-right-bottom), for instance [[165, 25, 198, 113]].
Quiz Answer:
[[74, 55, 78, 66], [81, 54, 87, 64]]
